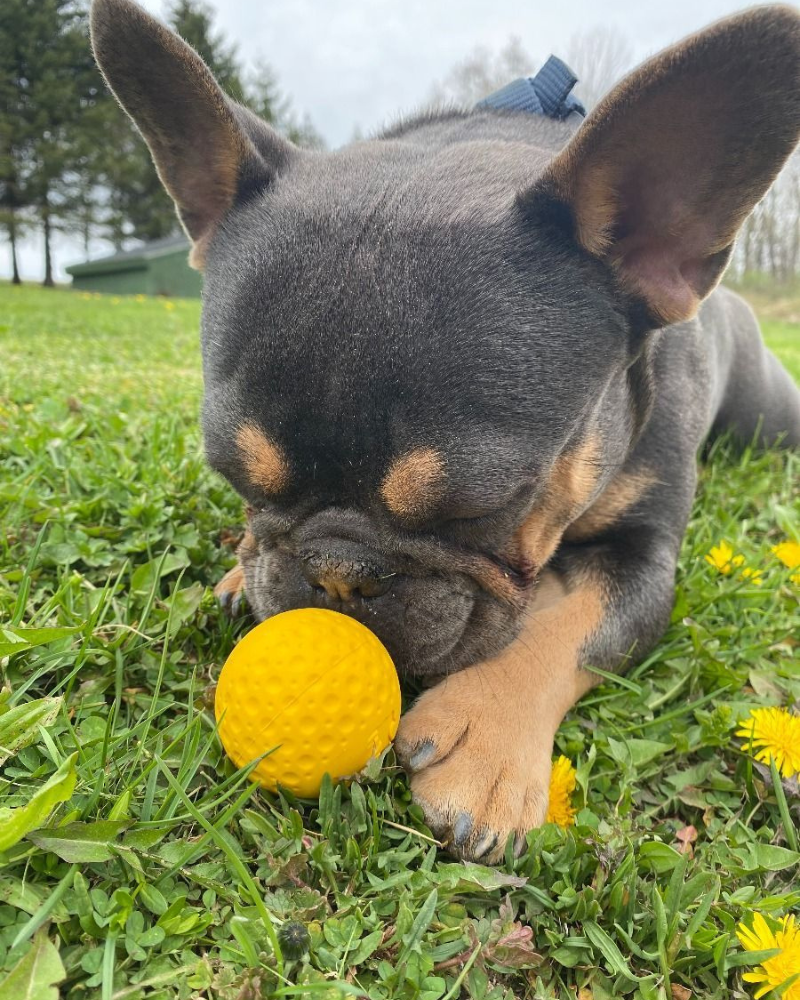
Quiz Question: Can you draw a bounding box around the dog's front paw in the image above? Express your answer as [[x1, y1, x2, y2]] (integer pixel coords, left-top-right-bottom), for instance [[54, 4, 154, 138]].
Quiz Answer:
[[214, 564, 246, 616], [395, 667, 554, 863]]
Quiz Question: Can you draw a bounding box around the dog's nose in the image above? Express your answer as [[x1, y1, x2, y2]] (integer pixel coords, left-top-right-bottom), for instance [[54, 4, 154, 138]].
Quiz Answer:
[[299, 544, 393, 601]]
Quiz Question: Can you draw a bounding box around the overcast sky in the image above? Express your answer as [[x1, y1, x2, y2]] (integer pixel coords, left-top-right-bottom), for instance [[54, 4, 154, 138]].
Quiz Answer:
[[4, 0, 758, 282]]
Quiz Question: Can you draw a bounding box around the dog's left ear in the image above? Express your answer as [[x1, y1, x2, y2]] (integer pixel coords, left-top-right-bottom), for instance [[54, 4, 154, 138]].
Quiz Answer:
[[90, 0, 295, 268], [527, 5, 800, 328]]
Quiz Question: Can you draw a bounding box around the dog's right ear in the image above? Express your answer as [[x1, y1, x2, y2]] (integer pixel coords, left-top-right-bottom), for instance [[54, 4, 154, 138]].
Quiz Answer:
[[91, 0, 294, 267], [525, 5, 800, 329]]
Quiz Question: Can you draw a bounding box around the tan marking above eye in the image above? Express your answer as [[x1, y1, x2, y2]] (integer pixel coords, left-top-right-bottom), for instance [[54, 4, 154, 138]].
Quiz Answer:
[[236, 423, 289, 494], [381, 448, 446, 519]]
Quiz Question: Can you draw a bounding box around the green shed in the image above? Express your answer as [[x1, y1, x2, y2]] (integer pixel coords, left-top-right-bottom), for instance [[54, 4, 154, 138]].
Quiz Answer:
[[65, 235, 202, 298]]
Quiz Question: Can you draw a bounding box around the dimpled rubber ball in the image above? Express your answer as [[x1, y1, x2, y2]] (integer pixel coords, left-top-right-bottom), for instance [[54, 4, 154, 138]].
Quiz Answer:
[[215, 608, 401, 798]]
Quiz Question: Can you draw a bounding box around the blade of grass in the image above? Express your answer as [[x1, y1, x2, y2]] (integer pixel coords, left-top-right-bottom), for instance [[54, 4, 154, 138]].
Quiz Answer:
[[153, 755, 284, 978], [770, 756, 798, 853]]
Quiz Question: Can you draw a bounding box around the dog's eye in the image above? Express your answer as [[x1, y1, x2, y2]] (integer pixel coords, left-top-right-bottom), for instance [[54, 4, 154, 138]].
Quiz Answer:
[[439, 511, 491, 527], [434, 508, 507, 534]]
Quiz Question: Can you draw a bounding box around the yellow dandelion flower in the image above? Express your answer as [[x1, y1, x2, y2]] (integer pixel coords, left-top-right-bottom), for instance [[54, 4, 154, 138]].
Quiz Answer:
[[773, 541, 800, 570], [736, 707, 800, 779], [773, 541, 800, 585], [546, 755, 577, 827], [741, 566, 764, 586], [135, 294, 146, 302], [706, 540, 736, 574], [705, 541, 765, 584], [163, 300, 175, 311], [736, 912, 800, 1000]]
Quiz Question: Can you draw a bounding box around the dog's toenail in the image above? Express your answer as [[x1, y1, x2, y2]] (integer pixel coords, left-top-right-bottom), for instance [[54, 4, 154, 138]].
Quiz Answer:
[[453, 812, 473, 847], [472, 830, 498, 859], [513, 832, 528, 857], [409, 741, 436, 770]]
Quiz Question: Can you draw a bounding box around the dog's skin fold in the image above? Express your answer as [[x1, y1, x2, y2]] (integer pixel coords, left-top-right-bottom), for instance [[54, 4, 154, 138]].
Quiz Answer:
[[91, 0, 800, 862]]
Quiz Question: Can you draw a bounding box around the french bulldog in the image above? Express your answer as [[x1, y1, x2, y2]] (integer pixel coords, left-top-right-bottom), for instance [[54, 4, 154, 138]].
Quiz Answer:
[[91, 0, 800, 862]]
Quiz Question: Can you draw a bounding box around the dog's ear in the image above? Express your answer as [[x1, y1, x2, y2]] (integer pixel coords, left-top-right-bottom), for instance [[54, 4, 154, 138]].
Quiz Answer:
[[90, 0, 294, 267], [528, 6, 800, 327]]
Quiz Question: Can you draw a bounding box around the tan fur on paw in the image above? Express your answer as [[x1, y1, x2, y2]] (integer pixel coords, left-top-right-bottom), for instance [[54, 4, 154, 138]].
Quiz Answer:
[[395, 667, 554, 862], [396, 571, 604, 862], [214, 563, 246, 615]]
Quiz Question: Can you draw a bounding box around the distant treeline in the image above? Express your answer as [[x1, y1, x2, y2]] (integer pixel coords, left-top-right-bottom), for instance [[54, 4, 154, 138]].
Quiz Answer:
[[0, 0, 323, 285]]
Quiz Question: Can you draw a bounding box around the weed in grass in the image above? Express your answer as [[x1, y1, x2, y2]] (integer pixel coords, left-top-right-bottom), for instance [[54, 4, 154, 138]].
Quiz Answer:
[[0, 283, 798, 999]]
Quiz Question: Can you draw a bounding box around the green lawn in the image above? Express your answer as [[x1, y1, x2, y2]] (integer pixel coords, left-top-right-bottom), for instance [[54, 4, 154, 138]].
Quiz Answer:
[[1, 282, 798, 1000]]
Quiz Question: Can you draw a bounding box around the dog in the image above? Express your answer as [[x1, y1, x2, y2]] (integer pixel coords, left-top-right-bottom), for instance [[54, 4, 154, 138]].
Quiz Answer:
[[91, 0, 800, 863]]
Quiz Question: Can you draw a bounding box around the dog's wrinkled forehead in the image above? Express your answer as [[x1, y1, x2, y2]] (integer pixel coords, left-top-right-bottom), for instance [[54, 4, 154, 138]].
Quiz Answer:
[[201, 139, 626, 493]]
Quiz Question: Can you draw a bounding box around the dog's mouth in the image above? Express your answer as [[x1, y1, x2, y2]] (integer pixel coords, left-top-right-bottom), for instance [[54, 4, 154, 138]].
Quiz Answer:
[[238, 523, 532, 677]]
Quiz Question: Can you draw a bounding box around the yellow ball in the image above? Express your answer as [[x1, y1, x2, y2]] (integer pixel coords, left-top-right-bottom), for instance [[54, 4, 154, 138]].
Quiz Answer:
[[215, 608, 400, 797]]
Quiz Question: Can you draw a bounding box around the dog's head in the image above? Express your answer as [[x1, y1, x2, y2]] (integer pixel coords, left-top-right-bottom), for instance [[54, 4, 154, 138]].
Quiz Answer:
[[92, 0, 800, 676]]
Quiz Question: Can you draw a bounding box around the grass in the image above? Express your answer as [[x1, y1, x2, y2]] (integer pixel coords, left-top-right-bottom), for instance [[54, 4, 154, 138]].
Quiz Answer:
[[0, 281, 798, 1000]]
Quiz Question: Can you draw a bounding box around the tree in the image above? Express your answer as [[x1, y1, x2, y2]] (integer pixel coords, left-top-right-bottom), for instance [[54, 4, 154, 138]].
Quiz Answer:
[[0, 0, 104, 285], [428, 27, 634, 112], [732, 152, 800, 283], [429, 37, 535, 107], [562, 26, 634, 110], [92, 99, 179, 247], [245, 60, 325, 150], [0, 0, 324, 279]]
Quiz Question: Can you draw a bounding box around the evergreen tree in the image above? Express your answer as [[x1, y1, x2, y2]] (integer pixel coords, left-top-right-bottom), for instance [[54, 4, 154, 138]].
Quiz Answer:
[[93, 97, 178, 246], [0, 0, 100, 285], [246, 61, 325, 150], [0, 0, 324, 280]]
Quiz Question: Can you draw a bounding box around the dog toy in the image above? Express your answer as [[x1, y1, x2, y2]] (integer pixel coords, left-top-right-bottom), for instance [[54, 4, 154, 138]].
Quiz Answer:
[[215, 608, 401, 797]]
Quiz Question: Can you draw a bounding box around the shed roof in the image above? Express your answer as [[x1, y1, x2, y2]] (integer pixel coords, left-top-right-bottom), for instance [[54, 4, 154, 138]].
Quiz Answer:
[[66, 235, 190, 276]]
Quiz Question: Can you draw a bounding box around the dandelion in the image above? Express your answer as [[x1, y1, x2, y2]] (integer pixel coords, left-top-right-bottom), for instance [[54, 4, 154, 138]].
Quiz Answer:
[[135, 294, 146, 302], [163, 300, 175, 311], [736, 912, 800, 1000], [773, 541, 800, 585], [546, 755, 577, 827], [736, 707, 800, 779], [705, 540, 736, 574], [705, 541, 763, 584]]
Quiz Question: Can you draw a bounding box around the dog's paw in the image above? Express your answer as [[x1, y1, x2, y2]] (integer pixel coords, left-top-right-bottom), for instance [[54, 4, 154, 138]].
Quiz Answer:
[[395, 667, 554, 863], [214, 564, 246, 616]]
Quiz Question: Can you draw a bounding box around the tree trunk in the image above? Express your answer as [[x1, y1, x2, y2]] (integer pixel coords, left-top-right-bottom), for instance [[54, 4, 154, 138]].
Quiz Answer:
[[9, 214, 21, 285], [42, 197, 54, 287]]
